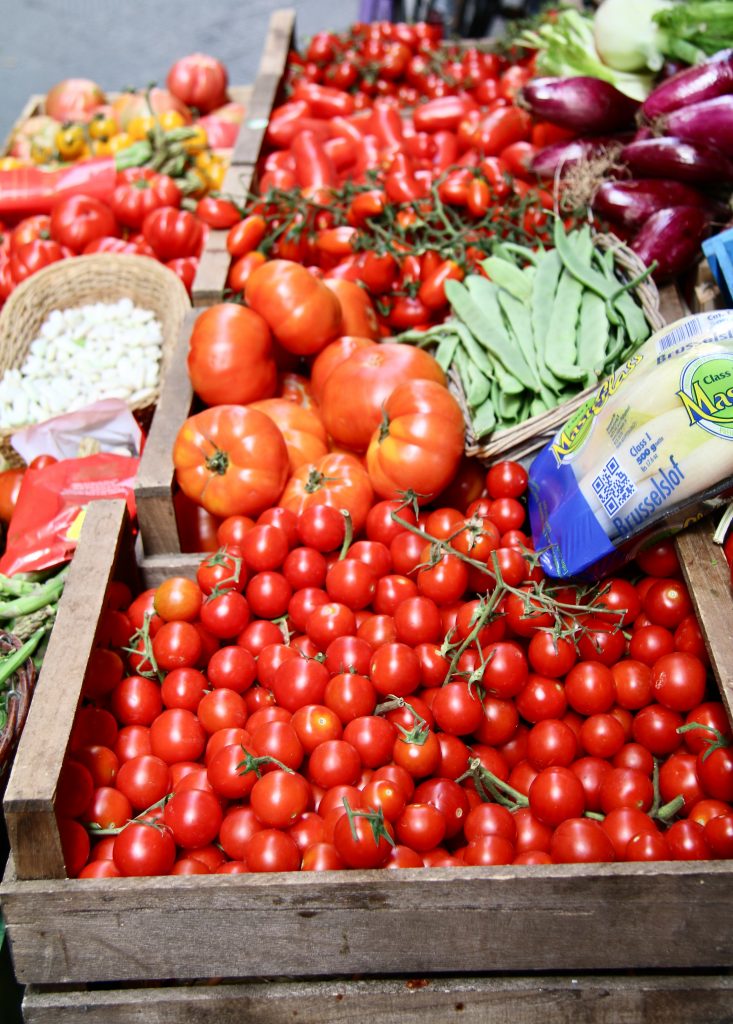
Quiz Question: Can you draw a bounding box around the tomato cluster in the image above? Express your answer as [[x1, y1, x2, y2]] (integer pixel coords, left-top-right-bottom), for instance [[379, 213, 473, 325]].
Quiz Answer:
[[56, 466, 733, 878], [0, 178, 224, 306], [219, 25, 579, 328]]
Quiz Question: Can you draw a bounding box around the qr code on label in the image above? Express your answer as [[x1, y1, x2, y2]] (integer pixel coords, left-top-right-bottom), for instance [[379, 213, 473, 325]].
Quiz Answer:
[[591, 457, 635, 517]]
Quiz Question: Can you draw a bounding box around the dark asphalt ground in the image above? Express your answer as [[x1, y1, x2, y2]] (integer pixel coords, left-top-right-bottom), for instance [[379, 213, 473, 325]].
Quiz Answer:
[[0, 0, 359, 143]]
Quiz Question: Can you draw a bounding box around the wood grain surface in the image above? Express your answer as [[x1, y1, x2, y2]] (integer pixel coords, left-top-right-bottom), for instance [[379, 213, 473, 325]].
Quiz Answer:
[[3, 856, 732, 984], [22, 974, 733, 1024]]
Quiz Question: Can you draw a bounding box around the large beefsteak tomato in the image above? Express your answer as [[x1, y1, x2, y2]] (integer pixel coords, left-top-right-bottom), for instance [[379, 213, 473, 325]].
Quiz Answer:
[[187, 304, 277, 406], [310, 336, 376, 404], [166, 54, 229, 114], [366, 379, 465, 502], [244, 259, 342, 356], [320, 343, 446, 451], [323, 279, 380, 339], [279, 453, 373, 533], [249, 399, 329, 472], [173, 406, 289, 518]]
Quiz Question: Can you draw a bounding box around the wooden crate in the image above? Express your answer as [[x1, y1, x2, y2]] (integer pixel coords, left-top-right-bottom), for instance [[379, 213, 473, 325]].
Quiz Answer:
[[18, 973, 733, 1023], [2, 499, 733, 999]]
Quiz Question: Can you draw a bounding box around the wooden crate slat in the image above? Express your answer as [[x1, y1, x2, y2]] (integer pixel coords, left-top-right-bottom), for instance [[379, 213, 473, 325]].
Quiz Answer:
[[2, 499, 131, 881], [3, 858, 732, 983], [138, 550, 203, 587], [135, 309, 197, 556], [22, 974, 733, 1024], [230, 8, 295, 166], [191, 249, 231, 307], [676, 517, 733, 724], [219, 162, 256, 202]]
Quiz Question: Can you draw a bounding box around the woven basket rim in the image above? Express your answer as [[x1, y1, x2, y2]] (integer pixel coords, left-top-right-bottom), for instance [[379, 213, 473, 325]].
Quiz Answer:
[[0, 253, 190, 465], [0, 252, 190, 324]]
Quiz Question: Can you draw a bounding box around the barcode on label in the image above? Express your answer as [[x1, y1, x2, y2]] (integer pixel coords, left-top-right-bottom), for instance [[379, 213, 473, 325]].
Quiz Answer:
[[657, 319, 702, 352], [591, 457, 635, 517]]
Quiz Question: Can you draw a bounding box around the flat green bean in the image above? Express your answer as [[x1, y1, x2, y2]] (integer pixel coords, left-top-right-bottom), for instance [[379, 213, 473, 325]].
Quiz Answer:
[[472, 396, 496, 438], [454, 277, 536, 389], [576, 290, 609, 382], [452, 320, 494, 378], [462, 350, 492, 407], [544, 267, 583, 372], [497, 289, 540, 389], [531, 248, 565, 394], [481, 256, 532, 303], [434, 332, 460, 372]]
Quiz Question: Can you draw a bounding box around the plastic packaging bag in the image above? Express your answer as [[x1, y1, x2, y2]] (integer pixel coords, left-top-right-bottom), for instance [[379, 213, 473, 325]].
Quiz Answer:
[[529, 310, 733, 578], [0, 454, 138, 575]]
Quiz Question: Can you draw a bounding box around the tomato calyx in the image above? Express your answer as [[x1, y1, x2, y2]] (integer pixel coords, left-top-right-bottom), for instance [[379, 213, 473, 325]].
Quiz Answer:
[[342, 797, 395, 849], [304, 468, 339, 494], [376, 694, 429, 745], [236, 749, 295, 780], [377, 406, 391, 444], [205, 446, 230, 476]]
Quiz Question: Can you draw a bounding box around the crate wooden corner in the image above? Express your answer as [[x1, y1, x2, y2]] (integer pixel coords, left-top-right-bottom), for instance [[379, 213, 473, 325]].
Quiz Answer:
[[2, 498, 135, 882]]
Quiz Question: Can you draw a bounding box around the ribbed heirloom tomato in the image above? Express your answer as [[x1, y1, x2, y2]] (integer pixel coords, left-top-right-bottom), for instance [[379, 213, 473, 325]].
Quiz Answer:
[[279, 452, 374, 534], [187, 303, 277, 406], [366, 379, 465, 502], [250, 399, 329, 472], [245, 259, 342, 356], [320, 343, 446, 451], [173, 406, 289, 518]]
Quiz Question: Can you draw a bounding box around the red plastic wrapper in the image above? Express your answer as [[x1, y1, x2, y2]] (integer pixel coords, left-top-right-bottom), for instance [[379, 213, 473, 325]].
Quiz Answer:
[[0, 454, 138, 575], [0, 158, 118, 218]]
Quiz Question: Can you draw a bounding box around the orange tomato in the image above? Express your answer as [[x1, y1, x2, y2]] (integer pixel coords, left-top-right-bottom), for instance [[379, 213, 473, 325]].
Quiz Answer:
[[366, 379, 465, 503], [279, 453, 374, 533], [250, 399, 329, 472]]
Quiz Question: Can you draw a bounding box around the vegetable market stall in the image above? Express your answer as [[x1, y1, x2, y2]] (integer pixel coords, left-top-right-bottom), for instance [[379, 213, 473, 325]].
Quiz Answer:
[[2, 3, 733, 1020]]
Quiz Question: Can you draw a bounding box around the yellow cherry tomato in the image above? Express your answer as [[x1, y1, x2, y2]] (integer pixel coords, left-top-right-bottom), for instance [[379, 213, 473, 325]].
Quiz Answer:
[[181, 125, 208, 155], [88, 113, 117, 141], [158, 110, 186, 131], [55, 123, 87, 161], [204, 159, 225, 190], [0, 157, 23, 170], [108, 132, 135, 154], [30, 139, 56, 164], [127, 115, 155, 141], [91, 139, 113, 156]]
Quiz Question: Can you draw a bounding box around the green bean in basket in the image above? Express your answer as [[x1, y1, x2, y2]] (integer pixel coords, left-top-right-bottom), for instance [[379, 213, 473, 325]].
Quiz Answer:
[[0, 565, 67, 730], [395, 223, 657, 440]]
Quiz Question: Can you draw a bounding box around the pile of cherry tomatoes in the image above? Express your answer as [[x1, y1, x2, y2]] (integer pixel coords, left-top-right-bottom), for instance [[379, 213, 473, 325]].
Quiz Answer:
[[55, 463, 733, 877]]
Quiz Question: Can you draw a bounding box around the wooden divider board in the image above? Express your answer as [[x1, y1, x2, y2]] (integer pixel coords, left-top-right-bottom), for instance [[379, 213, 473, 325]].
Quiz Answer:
[[2, 500, 133, 881], [135, 310, 197, 556], [21, 974, 733, 1024], [676, 518, 733, 725], [230, 8, 296, 167]]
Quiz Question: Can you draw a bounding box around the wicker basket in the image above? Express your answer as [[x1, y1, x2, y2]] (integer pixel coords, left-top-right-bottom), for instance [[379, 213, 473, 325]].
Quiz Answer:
[[455, 233, 666, 466], [0, 631, 36, 794], [0, 254, 190, 467]]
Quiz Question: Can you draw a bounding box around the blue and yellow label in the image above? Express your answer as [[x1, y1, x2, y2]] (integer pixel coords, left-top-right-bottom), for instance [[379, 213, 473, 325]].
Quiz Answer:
[[677, 353, 733, 440], [550, 354, 644, 466]]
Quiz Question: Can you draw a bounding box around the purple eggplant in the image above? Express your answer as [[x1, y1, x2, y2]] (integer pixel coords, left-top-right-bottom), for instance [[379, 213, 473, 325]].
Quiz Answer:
[[593, 179, 718, 230], [531, 136, 627, 179], [664, 96, 733, 157], [642, 50, 733, 120], [631, 206, 708, 283], [519, 77, 640, 135], [621, 136, 733, 184]]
